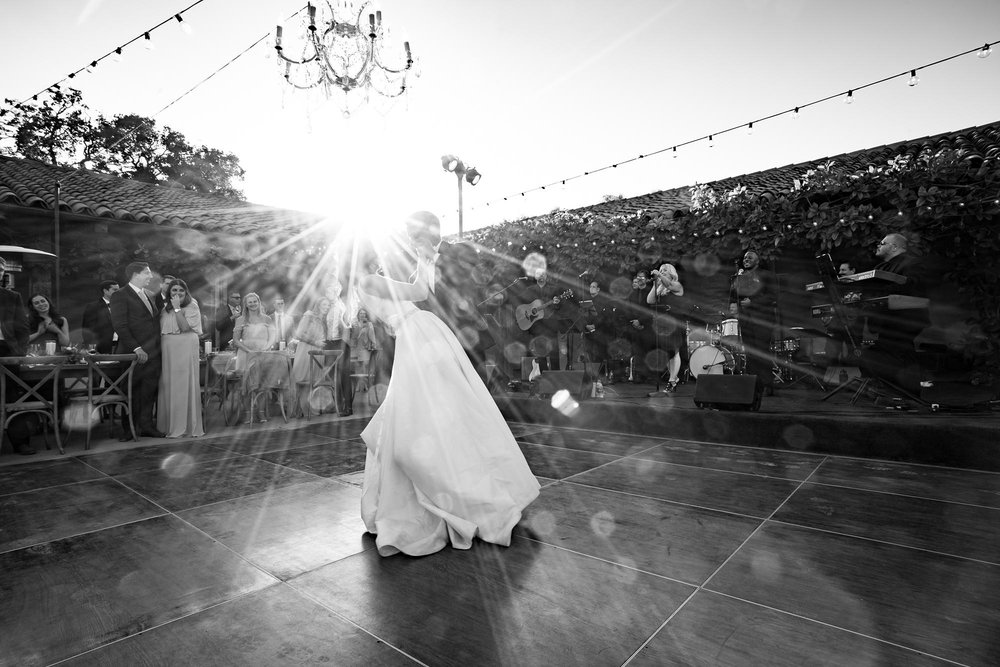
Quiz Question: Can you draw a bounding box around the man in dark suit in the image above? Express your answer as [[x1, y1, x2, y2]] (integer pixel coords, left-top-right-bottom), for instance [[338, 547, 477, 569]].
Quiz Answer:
[[110, 261, 165, 438], [81, 280, 120, 353], [215, 289, 242, 350], [405, 212, 496, 384], [0, 256, 36, 454]]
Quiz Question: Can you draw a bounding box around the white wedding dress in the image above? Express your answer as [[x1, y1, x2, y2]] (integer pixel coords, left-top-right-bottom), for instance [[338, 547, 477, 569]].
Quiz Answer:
[[360, 259, 540, 557]]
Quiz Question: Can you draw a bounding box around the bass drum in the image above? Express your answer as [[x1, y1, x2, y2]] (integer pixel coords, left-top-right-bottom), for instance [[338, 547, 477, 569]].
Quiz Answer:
[[689, 344, 734, 378]]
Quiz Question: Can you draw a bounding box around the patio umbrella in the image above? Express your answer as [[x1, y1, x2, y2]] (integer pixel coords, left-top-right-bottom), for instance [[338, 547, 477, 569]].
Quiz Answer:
[[0, 245, 57, 257]]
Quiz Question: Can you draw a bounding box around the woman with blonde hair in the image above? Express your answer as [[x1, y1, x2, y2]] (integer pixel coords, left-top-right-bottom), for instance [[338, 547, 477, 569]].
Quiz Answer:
[[646, 262, 685, 391], [232, 292, 275, 372]]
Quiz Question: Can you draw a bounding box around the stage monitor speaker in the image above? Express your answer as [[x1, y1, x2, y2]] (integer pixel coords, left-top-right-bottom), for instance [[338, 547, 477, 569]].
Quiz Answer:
[[694, 374, 761, 411], [537, 370, 586, 398]]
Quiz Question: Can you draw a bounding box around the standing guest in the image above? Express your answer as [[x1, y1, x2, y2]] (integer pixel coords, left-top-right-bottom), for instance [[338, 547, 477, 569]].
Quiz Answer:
[[215, 290, 242, 350], [27, 294, 71, 350], [647, 263, 685, 391], [730, 249, 778, 396], [270, 294, 295, 347], [290, 296, 331, 390], [233, 292, 275, 372], [349, 307, 379, 391], [514, 267, 565, 371], [325, 279, 355, 416], [153, 274, 176, 312], [156, 278, 204, 438], [0, 256, 36, 455], [81, 280, 120, 353], [110, 262, 165, 438]]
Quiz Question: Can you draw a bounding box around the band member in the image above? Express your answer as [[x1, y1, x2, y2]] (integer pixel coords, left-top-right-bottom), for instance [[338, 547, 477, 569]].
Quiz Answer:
[[577, 278, 615, 378], [647, 263, 685, 391], [863, 233, 930, 390], [514, 267, 567, 370], [730, 249, 777, 395], [618, 269, 654, 382]]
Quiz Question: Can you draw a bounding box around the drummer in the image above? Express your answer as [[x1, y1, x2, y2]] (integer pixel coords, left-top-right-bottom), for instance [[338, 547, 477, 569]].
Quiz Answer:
[[646, 263, 684, 391], [730, 249, 778, 396]]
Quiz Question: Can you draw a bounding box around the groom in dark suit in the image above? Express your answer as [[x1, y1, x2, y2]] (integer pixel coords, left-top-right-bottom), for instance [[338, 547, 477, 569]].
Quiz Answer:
[[110, 261, 165, 438], [405, 211, 495, 384]]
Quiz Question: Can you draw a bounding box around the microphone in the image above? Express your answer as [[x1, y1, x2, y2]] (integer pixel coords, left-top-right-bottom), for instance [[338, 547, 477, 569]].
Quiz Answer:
[[578, 271, 588, 278]]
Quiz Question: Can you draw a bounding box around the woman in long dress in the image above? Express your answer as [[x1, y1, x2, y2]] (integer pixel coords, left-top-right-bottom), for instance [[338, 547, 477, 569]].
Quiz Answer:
[[156, 279, 204, 438], [290, 297, 331, 411], [359, 214, 540, 557]]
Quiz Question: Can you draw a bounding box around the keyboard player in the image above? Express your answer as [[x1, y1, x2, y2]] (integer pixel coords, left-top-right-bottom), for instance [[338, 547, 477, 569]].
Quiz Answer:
[[864, 233, 930, 389]]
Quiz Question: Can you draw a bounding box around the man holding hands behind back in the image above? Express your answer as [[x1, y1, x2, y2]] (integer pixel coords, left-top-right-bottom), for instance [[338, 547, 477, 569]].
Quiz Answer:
[[110, 262, 165, 439]]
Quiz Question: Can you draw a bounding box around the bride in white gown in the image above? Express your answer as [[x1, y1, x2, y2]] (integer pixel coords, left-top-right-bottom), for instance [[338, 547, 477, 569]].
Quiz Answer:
[[359, 218, 540, 557]]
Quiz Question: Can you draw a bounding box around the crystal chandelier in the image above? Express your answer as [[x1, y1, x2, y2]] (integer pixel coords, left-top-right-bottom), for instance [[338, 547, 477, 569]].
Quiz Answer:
[[275, 1, 415, 115]]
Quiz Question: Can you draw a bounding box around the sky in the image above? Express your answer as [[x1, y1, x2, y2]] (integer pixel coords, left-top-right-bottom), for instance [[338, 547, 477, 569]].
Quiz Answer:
[[1, 0, 998, 239]]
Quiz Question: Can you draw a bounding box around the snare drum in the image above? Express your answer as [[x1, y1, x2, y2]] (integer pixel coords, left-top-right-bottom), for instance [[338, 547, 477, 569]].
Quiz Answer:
[[720, 319, 740, 338], [689, 344, 734, 377]]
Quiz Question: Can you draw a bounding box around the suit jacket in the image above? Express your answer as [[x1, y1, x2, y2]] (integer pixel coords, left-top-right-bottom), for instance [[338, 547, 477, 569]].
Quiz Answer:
[[215, 305, 239, 349], [110, 286, 161, 356], [81, 298, 116, 353], [0, 288, 30, 356], [270, 310, 296, 344], [415, 245, 494, 354]]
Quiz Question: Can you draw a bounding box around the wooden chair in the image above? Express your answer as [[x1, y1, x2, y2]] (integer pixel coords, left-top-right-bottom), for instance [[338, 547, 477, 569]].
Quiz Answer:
[[242, 352, 293, 425], [349, 349, 381, 405], [83, 353, 138, 449], [298, 349, 344, 420], [0, 355, 68, 454]]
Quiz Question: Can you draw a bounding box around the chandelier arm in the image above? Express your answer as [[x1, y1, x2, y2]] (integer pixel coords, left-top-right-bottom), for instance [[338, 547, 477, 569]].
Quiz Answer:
[[276, 50, 319, 66]]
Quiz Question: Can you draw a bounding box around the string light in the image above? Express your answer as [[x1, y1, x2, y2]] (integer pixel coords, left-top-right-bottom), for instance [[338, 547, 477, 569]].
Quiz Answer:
[[792, 106, 800, 120], [175, 14, 193, 36], [908, 70, 920, 86], [979, 43, 992, 58], [144, 32, 155, 50], [845, 89, 854, 104], [746, 122, 754, 135]]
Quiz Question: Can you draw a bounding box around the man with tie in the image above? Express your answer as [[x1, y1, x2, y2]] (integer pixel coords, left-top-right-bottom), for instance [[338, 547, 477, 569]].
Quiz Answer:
[[110, 261, 165, 439], [81, 280, 120, 353], [270, 294, 295, 347]]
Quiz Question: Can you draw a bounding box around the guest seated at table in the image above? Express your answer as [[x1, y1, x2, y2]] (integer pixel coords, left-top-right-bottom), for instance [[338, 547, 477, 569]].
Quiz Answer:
[[289, 296, 331, 398], [233, 292, 275, 372], [156, 279, 204, 438], [27, 293, 71, 350]]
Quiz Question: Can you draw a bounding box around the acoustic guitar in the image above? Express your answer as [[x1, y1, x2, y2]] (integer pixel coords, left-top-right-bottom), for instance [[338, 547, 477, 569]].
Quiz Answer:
[[515, 289, 573, 331]]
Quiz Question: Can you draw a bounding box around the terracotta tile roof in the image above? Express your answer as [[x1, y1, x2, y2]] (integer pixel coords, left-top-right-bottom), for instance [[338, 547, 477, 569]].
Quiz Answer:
[[548, 120, 1000, 221], [0, 156, 324, 236]]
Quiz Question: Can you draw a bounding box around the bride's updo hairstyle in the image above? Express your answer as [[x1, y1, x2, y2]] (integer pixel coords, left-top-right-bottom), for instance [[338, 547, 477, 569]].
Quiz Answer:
[[405, 210, 441, 251]]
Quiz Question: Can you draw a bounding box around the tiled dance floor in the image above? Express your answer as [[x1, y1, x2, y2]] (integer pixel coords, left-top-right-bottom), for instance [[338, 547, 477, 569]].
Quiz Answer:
[[1, 418, 999, 666]]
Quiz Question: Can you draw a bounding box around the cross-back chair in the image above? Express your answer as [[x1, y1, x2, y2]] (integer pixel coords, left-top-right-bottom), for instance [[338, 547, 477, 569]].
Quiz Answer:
[[83, 353, 138, 449], [0, 355, 68, 454]]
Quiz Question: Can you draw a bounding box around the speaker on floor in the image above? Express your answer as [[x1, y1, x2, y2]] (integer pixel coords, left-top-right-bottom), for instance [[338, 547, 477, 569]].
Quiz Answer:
[[537, 370, 586, 398], [693, 374, 761, 411]]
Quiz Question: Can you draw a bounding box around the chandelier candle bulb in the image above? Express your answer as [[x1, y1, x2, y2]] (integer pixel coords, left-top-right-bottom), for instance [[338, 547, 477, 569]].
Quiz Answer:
[[275, 25, 282, 46]]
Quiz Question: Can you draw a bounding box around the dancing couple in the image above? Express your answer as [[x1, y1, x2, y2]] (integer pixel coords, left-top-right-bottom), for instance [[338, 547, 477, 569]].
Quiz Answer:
[[360, 211, 540, 557]]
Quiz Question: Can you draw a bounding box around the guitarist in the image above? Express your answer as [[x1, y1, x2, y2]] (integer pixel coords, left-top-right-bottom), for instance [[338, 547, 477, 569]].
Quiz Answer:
[[514, 267, 570, 370]]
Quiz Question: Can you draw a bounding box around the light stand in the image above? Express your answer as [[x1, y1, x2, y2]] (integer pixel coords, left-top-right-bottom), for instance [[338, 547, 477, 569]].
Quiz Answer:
[[441, 155, 481, 238]]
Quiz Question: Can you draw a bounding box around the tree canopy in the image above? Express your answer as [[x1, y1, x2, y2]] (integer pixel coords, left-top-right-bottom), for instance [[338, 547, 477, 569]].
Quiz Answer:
[[1, 87, 245, 199]]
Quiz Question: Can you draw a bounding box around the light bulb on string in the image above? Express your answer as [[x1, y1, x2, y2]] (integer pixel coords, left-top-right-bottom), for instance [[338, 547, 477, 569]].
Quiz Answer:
[[792, 106, 800, 120], [746, 122, 754, 136], [112, 47, 123, 63], [978, 43, 992, 58], [175, 14, 193, 36], [672, 146, 677, 158], [907, 70, 919, 87], [144, 32, 155, 50], [708, 135, 714, 148], [845, 90, 854, 105]]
